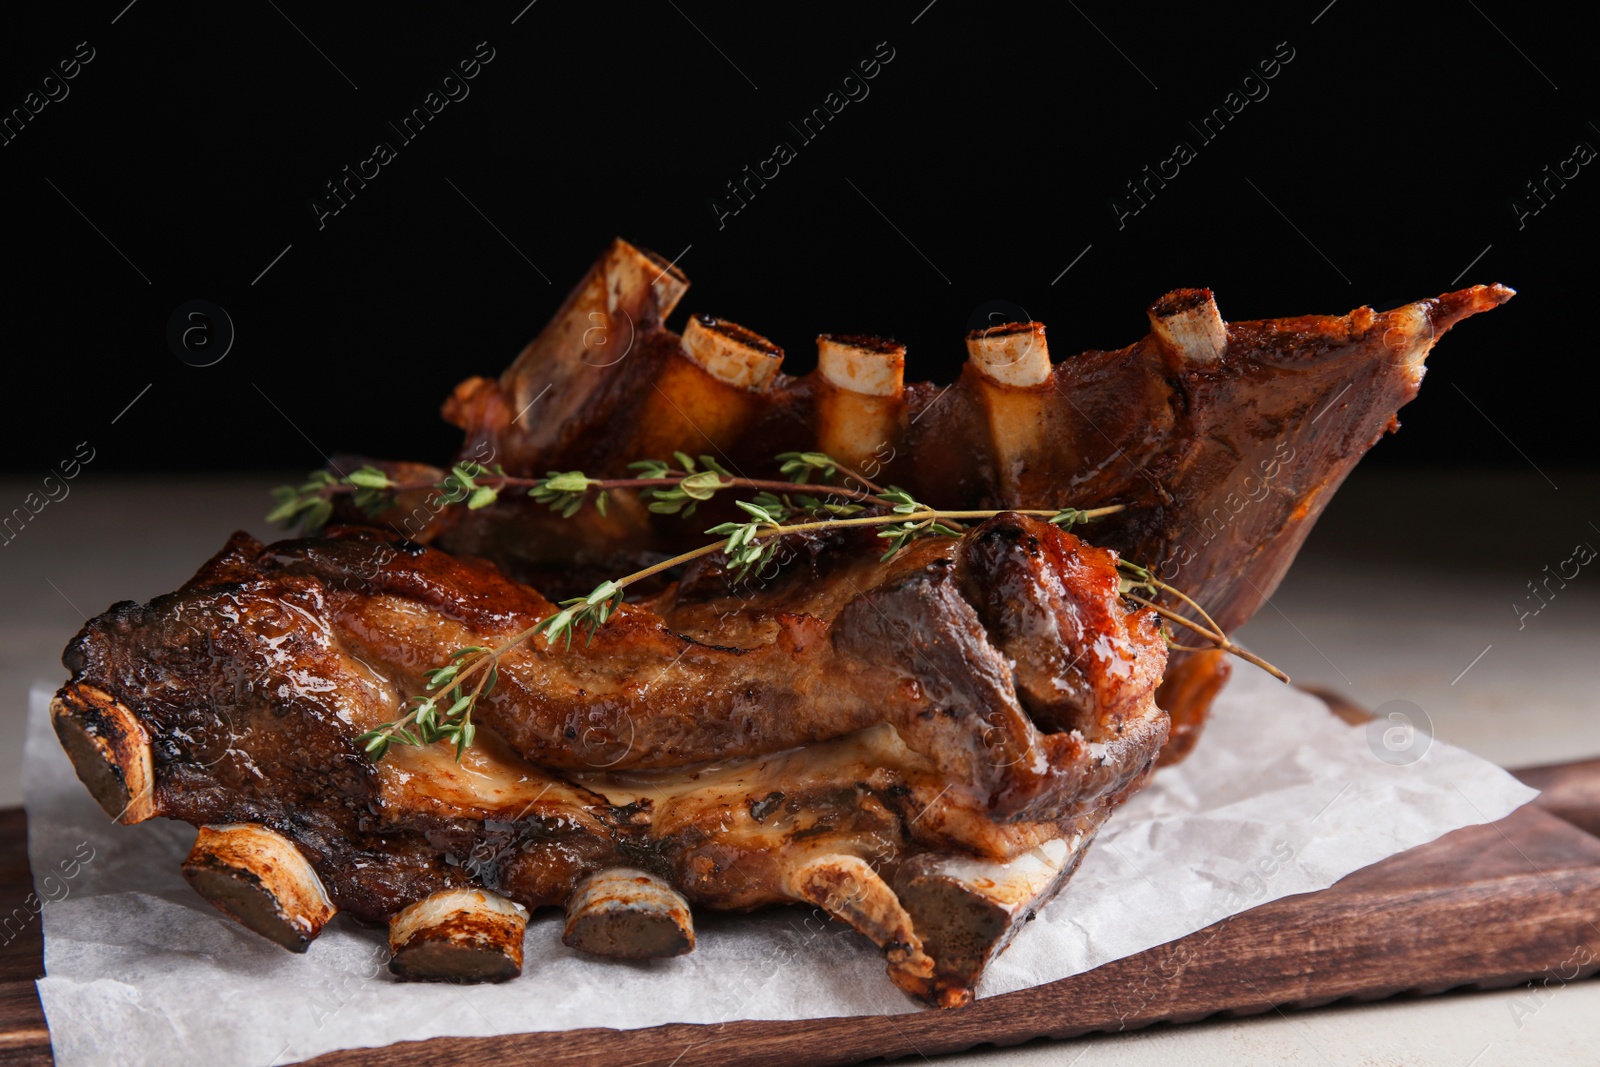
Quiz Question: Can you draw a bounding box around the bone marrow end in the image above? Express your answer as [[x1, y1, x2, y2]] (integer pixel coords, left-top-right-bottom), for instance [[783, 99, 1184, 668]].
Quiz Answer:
[[681, 314, 784, 392], [563, 868, 695, 959], [50, 683, 156, 825], [182, 823, 337, 953], [389, 888, 529, 983], [965, 321, 1051, 388], [1148, 288, 1226, 363], [894, 837, 1082, 1000], [817, 334, 907, 396]]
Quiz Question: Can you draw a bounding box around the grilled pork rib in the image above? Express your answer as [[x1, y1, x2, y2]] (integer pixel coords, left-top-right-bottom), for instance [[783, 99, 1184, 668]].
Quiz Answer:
[[354, 240, 1511, 759], [55, 514, 1165, 1005]]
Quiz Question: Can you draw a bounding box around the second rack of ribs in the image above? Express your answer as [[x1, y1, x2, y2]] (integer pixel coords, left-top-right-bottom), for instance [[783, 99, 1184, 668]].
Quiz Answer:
[[58, 512, 1167, 1004]]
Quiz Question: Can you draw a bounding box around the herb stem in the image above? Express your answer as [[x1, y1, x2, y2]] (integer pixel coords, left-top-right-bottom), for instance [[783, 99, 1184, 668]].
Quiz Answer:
[[1139, 569, 1226, 638], [920, 508, 1125, 521], [346, 447, 1287, 764], [556, 505, 1131, 589], [828, 460, 888, 496], [495, 506, 1126, 666], [1125, 594, 1289, 682], [314, 473, 894, 507], [742, 505, 1126, 538]]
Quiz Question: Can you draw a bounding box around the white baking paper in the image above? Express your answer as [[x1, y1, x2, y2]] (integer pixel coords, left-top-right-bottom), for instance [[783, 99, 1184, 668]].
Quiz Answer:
[[24, 667, 1536, 1066]]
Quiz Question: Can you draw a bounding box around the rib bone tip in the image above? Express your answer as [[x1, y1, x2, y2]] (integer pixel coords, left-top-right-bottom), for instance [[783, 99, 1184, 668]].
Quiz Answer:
[[607, 239, 689, 320], [681, 314, 784, 393], [50, 684, 156, 825], [635, 243, 689, 317], [965, 322, 1050, 387], [894, 836, 1082, 995], [563, 867, 695, 959], [389, 888, 529, 983], [1148, 288, 1226, 363], [785, 851, 937, 993], [817, 334, 906, 397], [182, 823, 337, 953]]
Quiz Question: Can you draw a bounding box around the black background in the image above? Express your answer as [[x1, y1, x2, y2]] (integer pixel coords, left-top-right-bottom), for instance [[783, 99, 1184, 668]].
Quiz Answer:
[[3, 1, 1593, 476]]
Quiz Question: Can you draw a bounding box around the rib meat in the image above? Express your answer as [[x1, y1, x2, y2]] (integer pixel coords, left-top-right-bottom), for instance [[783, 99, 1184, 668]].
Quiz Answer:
[[55, 513, 1165, 1005]]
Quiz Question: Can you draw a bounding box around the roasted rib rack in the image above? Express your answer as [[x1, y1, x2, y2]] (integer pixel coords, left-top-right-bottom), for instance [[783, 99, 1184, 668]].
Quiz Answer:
[[358, 239, 1511, 760], [53, 239, 1510, 1004]]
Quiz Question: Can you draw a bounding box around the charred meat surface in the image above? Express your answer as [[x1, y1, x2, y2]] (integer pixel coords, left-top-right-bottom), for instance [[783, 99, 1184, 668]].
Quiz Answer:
[[56, 514, 1165, 1004]]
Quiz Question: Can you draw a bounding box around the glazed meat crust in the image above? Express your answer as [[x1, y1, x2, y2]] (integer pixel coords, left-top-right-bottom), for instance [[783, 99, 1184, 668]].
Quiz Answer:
[[57, 514, 1166, 1001], [64, 515, 1164, 822]]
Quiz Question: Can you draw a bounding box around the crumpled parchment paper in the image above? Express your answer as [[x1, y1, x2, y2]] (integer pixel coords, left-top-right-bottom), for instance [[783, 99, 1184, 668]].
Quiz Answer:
[[23, 666, 1536, 1066]]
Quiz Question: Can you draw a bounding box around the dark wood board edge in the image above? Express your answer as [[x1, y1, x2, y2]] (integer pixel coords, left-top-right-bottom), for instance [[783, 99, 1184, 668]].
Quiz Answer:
[[0, 809, 50, 1066], [294, 804, 1600, 1066], [1296, 685, 1374, 727], [1514, 758, 1600, 839]]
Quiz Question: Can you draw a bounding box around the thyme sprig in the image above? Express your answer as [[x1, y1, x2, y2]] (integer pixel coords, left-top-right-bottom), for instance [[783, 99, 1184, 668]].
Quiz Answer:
[[292, 450, 1282, 764], [776, 450, 888, 495], [268, 456, 899, 533], [1117, 560, 1290, 682], [357, 493, 1127, 762], [356, 646, 493, 761]]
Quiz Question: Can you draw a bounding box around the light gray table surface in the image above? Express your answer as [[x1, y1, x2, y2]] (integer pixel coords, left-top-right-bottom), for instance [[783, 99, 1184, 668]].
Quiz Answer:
[[2, 468, 1596, 1065]]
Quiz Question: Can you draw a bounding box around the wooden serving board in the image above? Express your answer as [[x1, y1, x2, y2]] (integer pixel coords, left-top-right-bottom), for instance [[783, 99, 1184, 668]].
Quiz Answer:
[[2, 763, 1597, 1066]]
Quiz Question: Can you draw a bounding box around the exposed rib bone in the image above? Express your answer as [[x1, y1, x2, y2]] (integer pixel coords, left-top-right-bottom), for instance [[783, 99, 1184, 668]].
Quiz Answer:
[[965, 321, 1050, 387], [49, 684, 155, 825], [680, 314, 784, 392], [784, 852, 937, 1000], [181, 823, 337, 953], [521, 235, 686, 389], [1379, 299, 1438, 386], [1147, 288, 1227, 363], [627, 315, 786, 462], [562, 867, 695, 959], [965, 321, 1053, 501], [817, 333, 904, 396], [388, 888, 529, 983], [442, 238, 688, 472], [644, 250, 690, 322], [816, 334, 905, 473], [894, 833, 1086, 1006]]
